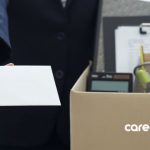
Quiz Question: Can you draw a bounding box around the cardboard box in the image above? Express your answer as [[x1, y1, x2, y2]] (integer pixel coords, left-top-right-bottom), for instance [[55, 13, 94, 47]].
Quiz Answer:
[[70, 66, 150, 150]]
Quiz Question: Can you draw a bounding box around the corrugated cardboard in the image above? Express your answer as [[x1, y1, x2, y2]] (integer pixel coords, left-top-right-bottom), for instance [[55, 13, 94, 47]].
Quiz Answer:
[[70, 66, 150, 150]]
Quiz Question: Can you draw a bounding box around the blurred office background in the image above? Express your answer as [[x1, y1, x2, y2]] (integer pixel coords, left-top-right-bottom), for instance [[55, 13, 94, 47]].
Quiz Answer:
[[97, 0, 150, 71]]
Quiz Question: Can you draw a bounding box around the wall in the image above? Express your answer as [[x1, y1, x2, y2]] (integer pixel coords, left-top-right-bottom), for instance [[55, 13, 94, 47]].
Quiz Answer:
[[97, 0, 150, 71]]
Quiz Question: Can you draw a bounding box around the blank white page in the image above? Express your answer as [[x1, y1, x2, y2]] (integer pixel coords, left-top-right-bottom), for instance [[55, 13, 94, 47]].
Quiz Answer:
[[0, 66, 61, 106]]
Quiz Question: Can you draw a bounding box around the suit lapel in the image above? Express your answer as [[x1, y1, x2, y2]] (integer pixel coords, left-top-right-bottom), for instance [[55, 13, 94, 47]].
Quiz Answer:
[[66, 0, 73, 8]]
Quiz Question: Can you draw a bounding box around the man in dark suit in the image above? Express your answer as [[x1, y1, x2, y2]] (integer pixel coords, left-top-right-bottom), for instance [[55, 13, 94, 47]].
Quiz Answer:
[[0, 0, 100, 149]]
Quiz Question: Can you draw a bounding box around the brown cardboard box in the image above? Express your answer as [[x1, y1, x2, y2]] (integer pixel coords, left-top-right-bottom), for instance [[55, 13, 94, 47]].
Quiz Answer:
[[70, 66, 150, 150]]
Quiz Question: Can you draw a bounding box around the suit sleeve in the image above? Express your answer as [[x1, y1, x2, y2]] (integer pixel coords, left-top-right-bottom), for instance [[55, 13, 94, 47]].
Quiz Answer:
[[0, 0, 11, 64]]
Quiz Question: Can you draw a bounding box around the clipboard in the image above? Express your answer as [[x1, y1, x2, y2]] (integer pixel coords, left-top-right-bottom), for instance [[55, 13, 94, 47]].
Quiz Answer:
[[103, 16, 150, 72]]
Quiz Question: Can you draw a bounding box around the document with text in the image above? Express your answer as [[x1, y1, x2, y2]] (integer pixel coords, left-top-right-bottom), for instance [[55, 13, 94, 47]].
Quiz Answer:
[[115, 26, 150, 73]]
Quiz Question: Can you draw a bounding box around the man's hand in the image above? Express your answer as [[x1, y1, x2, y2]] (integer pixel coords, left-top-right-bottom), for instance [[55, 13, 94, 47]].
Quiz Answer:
[[5, 63, 14, 66]]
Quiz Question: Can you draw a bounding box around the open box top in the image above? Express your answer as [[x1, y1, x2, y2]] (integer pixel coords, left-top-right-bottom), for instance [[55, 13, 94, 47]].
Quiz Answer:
[[70, 66, 150, 150]]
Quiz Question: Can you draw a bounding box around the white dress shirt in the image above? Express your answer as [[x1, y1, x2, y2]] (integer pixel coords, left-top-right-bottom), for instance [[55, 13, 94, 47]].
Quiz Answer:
[[61, 0, 67, 7]]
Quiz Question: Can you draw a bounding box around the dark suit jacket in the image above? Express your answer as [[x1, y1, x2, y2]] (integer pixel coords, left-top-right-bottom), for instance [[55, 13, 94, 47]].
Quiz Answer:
[[0, 0, 99, 149]]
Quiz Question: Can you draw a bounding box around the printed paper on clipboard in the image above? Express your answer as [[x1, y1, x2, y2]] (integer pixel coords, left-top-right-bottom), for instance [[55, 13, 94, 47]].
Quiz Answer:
[[115, 25, 150, 73]]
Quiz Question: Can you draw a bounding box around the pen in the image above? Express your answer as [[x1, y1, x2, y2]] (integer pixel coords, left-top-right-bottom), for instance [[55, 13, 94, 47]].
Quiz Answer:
[[140, 45, 145, 70]]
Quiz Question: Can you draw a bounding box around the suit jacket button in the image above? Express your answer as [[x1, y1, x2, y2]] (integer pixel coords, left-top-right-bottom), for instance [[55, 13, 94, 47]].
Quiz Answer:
[[57, 32, 66, 40], [55, 70, 64, 79]]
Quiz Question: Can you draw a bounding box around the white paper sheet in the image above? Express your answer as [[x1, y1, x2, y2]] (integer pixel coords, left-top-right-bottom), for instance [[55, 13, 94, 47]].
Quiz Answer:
[[0, 66, 61, 106], [115, 26, 150, 73]]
